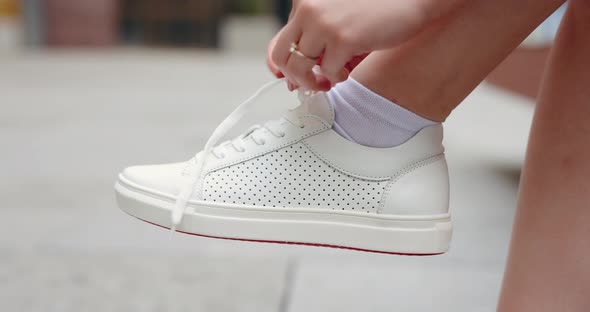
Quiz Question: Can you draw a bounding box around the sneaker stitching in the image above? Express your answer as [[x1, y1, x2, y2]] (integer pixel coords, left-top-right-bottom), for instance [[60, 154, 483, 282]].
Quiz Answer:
[[302, 140, 394, 180]]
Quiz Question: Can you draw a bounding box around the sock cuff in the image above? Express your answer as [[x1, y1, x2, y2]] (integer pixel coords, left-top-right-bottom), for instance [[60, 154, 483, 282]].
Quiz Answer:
[[327, 77, 439, 148], [335, 78, 437, 132]]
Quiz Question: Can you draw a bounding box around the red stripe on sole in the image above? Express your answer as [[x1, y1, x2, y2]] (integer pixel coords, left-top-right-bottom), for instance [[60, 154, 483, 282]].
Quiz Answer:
[[134, 217, 445, 256]]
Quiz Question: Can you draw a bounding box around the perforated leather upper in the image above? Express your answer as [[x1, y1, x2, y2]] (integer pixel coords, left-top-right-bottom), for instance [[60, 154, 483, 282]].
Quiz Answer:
[[203, 142, 386, 213]]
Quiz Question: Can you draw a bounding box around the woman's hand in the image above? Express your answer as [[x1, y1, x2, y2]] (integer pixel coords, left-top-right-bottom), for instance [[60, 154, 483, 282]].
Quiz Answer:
[[268, 0, 460, 91], [267, 31, 369, 91]]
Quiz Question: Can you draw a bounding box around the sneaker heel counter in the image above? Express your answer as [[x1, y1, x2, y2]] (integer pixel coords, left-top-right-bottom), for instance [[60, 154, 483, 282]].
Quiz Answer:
[[380, 155, 450, 216]]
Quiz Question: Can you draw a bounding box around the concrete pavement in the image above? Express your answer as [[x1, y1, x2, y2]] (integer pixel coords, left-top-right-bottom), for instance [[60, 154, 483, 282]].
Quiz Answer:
[[0, 41, 534, 311]]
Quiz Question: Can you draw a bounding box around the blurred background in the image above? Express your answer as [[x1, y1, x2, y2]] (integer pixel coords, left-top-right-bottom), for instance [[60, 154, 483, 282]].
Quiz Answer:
[[0, 1, 566, 311]]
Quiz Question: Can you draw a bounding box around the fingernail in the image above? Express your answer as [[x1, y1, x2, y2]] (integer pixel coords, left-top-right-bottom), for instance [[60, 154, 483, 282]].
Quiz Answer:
[[319, 81, 331, 91]]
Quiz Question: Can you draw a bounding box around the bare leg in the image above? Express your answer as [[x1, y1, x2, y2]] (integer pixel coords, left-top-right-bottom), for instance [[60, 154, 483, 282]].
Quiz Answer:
[[346, 0, 590, 309], [497, 1, 590, 310], [351, 0, 564, 121]]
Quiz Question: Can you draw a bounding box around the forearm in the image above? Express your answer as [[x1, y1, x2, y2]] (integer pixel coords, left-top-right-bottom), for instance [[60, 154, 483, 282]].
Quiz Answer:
[[417, 0, 468, 21]]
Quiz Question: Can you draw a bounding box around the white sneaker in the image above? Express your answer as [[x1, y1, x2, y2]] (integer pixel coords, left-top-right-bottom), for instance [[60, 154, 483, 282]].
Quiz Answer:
[[115, 82, 452, 255]]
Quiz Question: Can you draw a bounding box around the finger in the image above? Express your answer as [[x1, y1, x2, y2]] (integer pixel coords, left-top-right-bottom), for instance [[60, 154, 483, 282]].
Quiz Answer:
[[288, 81, 299, 91], [320, 45, 351, 84], [266, 34, 284, 78], [314, 73, 332, 91], [285, 34, 324, 90], [284, 74, 300, 91], [286, 54, 318, 91], [271, 24, 300, 70], [280, 70, 299, 91]]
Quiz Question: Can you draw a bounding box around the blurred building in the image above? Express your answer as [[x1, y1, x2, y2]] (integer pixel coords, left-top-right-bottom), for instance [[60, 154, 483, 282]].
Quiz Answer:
[[121, 0, 224, 47], [17, 0, 277, 48], [5, 0, 567, 99], [0, 0, 22, 50]]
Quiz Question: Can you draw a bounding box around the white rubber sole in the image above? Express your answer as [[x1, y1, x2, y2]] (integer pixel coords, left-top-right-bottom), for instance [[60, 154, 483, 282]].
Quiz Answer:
[[115, 175, 452, 255]]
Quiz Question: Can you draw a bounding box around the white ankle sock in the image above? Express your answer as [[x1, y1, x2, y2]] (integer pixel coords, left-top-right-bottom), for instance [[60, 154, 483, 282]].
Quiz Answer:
[[327, 78, 438, 148]]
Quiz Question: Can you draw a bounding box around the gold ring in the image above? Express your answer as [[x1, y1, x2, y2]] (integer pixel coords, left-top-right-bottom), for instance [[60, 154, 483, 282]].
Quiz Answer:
[[290, 42, 320, 61]]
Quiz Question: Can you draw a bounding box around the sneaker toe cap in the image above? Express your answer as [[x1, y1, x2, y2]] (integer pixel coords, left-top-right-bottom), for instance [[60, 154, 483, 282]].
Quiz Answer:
[[120, 162, 187, 196]]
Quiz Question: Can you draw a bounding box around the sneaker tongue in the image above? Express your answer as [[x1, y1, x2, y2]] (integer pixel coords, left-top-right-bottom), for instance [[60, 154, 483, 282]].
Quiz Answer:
[[296, 92, 335, 126]]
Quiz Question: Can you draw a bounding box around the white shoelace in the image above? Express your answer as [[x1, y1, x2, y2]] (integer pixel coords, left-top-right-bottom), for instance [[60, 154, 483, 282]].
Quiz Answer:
[[171, 78, 310, 230]]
